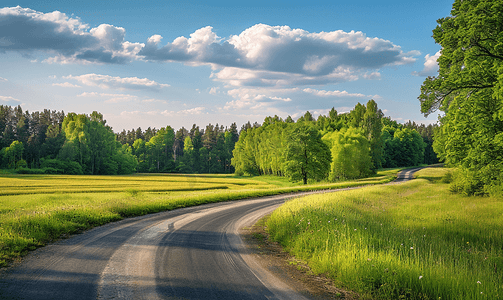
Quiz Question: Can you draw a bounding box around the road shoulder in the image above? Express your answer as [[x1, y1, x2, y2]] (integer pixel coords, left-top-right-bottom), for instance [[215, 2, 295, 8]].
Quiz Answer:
[[239, 216, 360, 300]]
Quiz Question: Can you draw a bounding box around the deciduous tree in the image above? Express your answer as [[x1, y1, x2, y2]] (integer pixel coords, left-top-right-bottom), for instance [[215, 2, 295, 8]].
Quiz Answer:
[[418, 0, 503, 195]]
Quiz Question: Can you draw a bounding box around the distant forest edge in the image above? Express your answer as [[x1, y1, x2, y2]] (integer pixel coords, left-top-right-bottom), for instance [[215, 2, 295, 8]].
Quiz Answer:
[[0, 100, 438, 182]]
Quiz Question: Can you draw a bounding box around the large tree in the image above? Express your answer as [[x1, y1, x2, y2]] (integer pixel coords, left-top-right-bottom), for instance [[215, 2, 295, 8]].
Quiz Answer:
[[418, 0, 503, 195], [283, 123, 331, 184], [363, 99, 384, 170], [323, 127, 372, 181]]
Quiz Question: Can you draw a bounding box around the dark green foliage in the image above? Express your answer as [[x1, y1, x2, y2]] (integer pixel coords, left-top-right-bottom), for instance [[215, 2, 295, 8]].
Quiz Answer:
[[418, 0, 503, 195], [14, 167, 46, 174], [40, 158, 83, 175], [283, 123, 331, 184], [382, 127, 426, 168]]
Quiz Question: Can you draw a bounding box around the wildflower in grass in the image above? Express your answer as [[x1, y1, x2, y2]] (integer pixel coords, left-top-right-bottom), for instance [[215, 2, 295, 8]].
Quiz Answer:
[[354, 229, 357, 231], [477, 281, 481, 284], [410, 247, 414, 249], [419, 276, 423, 280]]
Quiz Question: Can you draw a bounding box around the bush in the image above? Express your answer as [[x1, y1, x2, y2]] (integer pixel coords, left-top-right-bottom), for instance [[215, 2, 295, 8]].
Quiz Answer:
[[441, 171, 453, 183], [64, 161, 83, 175], [448, 163, 503, 196], [449, 168, 485, 196], [40, 159, 83, 175], [15, 167, 45, 174], [43, 167, 62, 174]]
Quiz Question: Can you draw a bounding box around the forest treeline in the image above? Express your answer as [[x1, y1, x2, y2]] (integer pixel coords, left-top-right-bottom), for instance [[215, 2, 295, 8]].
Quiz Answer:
[[0, 101, 437, 180], [231, 100, 437, 183]]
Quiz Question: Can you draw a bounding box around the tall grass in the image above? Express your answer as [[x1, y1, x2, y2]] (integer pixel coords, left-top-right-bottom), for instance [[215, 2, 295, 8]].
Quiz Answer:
[[266, 168, 502, 299], [0, 171, 397, 267]]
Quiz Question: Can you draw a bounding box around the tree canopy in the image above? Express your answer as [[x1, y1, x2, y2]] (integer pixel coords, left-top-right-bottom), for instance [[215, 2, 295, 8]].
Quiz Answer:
[[418, 0, 503, 195]]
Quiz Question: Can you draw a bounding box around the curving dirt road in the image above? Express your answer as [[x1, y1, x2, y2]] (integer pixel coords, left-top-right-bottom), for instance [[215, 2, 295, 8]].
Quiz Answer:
[[0, 169, 419, 299]]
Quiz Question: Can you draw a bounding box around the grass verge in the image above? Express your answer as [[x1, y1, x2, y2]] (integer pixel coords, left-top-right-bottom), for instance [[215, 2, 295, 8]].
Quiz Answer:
[[266, 168, 503, 299]]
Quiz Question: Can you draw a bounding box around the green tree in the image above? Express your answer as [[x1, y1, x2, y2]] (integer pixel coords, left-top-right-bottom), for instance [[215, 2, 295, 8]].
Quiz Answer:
[[231, 128, 259, 176], [348, 102, 366, 128], [133, 138, 148, 172], [146, 126, 175, 172], [283, 123, 331, 184], [363, 99, 384, 170], [178, 136, 194, 173], [323, 127, 372, 181], [418, 0, 503, 195], [3, 140, 24, 169]]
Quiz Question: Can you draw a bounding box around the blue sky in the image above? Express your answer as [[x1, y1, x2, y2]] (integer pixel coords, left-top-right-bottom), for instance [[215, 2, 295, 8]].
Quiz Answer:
[[0, 1, 452, 132]]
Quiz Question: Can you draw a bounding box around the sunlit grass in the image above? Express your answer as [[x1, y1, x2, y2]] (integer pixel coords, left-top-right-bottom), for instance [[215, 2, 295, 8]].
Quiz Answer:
[[266, 168, 503, 299], [0, 170, 398, 266]]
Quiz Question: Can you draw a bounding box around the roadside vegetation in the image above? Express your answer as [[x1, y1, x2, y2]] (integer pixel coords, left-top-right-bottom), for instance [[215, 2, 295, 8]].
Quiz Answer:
[[0, 170, 399, 267], [266, 168, 503, 299]]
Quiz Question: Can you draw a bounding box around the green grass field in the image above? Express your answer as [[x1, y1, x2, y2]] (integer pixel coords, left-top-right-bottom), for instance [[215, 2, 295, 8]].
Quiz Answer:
[[0, 171, 397, 267], [266, 168, 503, 299]]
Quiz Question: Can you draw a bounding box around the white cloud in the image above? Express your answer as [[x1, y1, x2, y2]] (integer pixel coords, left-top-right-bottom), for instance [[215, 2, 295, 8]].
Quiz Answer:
[[120, 110, 141, 117], [363, 72, 381, 80], [224, 88, 294, 111], [141, 24, 417, 86], [66, 73, 169, 91], [123, 107, 207, 117], [77, 92, 99, 97], [412, 50, 440, 76], [209, 87, 219, 95], [0, 95, 20, 102], [77, 92, 138, 103], [52, 82, 81, 88], [303, 88, 369, 98], [141, 98, 167, 104], [0, 6, 142, 64], [1, 7, 418, 87], [161, 107, 207, 116], [0, 77, 8, 82]]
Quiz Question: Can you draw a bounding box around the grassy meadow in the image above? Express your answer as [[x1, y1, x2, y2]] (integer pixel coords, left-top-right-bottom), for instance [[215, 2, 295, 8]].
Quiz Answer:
[[0, 171, 396, 267], [266, 168, 503, 299]]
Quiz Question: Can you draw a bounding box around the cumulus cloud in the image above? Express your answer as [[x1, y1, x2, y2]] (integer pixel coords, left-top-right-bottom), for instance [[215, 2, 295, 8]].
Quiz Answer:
[[1, 7, 418, 87], [52, 82, 81, 88], [66, 74, 169, 91], [142, 24, 417, 86], [0, 6, 142, 64], [412, 50, 440, 76], [0, 77, 8, 81]]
